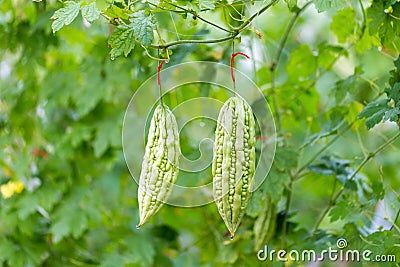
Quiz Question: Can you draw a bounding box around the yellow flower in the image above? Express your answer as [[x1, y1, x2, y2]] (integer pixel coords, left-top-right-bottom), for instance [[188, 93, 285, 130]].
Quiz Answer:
[[13, 181, 24, 193], [0, 183, 13, 199], [0, 180, 24, 199]]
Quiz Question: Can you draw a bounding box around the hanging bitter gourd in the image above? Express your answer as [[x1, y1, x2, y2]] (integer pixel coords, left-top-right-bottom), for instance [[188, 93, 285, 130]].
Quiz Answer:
[[212, 96, 256, 237], [137, 103, 180, 227], [254, 198, 276, 251]]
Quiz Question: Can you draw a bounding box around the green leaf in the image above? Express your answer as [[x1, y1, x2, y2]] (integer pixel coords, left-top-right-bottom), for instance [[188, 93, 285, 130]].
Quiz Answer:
[[274, 147, 298, 170], [367, 1, 400, 47], [130, 11, 156, 47], [329, 198, 356, 222], [109, 25, 136, 58], [355, 30, 374, 54], [358, 99, 389, 119], [302, 108, 345, 147], [51, 208, 88, 243], [117, 231, 156, 267], [50, 218, 71, 244], [331, 66, 363, 104], [173, 252, 199, 267], [50, 1, 80, 33], [309, 155, 351, 183], [245, 189, 267, 218], [16, 192, 39, 219], [317, 44, 348, 69], [358, 69, 400, 129], [363, 231, 399, 258], [308, 155, 370, 193], [263, 167, 290, 202], [103, 5, 130, 20], [312, 0, 347, 12], [81, 2, 101, 23], [66, 123, 93, 147], [93, 115, 121, 157], [385, 82, 400, 101], [371, 180, 385, 200], [258, 147, 297, 202], [330, 8, 355, 43], [0, 239, 14, 264], [383, 106, 400, 121], [215, 243, 238, 264], [286, 44, 317, 82], [50, 189, 89, 243], [2, 237, 48, 267], [368, 1, 388, 35], [392, 57, 400, 84], [71, 88, 103, 117], [100, 252, 128, 267], [358, 98, 390, 129]]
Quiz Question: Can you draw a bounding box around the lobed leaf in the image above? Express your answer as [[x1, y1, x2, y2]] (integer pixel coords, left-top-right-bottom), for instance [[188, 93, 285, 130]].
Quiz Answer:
[[81, 2, 101, 23], [358, 99, 390, 129], [109, 25, 136, 58], [130, 11, 156, 47], [330, 8, 356, 44], [312, 0, 347, 12], [50, 1, 80, 33]]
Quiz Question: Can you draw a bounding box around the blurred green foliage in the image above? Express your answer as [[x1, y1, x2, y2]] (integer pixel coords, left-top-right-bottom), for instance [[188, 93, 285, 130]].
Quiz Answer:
[[0, 0, 400, 266]]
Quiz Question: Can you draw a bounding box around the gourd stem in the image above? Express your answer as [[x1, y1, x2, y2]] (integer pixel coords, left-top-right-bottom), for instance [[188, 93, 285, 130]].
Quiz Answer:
[[157, 56, 167, 105], [230, 50, 250, 93], [232, 40, 236, 92]]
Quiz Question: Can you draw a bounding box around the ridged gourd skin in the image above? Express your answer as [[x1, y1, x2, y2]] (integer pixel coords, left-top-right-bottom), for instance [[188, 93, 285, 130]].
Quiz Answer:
[[137, 104, 179, 227], [212, 96, 256, 237]]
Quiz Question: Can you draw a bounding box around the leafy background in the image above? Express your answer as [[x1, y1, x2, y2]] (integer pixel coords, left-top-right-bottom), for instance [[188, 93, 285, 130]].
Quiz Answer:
[[0, 0, 400, 266]]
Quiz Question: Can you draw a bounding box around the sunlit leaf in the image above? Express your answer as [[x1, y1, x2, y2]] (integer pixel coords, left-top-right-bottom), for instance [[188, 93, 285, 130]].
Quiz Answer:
[[109, 25, 136, 58], [81, 2, 101, 23], [50, 1, 80, 33]]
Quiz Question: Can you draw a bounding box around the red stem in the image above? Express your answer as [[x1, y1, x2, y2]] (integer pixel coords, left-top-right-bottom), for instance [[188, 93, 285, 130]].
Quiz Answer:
[[230, 52, 250, 82], [158, 59, 167, 86]]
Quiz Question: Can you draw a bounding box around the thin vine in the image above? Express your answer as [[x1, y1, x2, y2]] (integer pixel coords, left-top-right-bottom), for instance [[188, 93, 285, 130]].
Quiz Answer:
[[151, 0, 279, 50]]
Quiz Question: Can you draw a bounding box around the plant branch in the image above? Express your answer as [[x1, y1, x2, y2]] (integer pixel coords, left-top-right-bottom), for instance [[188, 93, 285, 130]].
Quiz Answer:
[[161, 1, 234, 33], [272, 2, 312, 72], [282, 173, 294, 248], [358, 0, 367, 39], [295, 122, 355, 176], [152, 0, 279, 49], [234, 0, 280, 32], [150, 34, 238, 49], [390, 209, 400, 232], [269, 2, 312, 134], [196, 15, 233, 33], [388, 13, 400, 21], [311, 131, 400, 235], [310, 177, 337, 236]]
